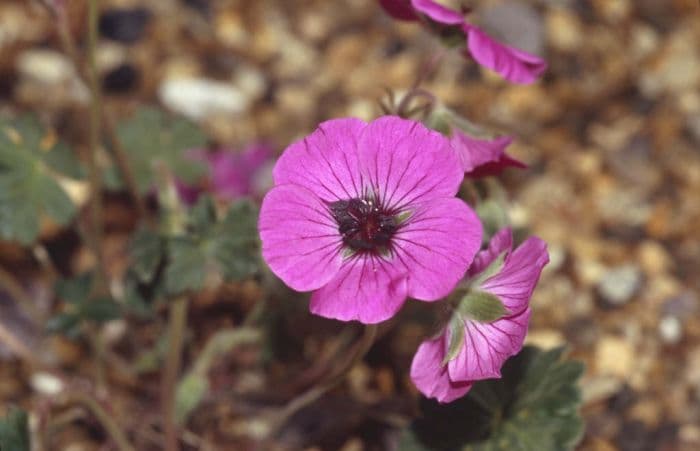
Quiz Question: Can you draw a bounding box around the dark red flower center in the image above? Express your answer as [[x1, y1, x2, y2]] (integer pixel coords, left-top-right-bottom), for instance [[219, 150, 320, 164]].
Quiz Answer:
[[329, 196, 399, 254]]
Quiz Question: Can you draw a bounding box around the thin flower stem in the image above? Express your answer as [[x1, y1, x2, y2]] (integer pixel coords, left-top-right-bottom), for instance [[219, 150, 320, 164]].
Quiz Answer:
[[270, 324, 378, 434], [86, 0, 108, 293], [0, 320, 38, 365], [0, 266, 43, 325], [163, 296, 189, 451], [41, 0, 148, 221], [59, 391, 136, 451]]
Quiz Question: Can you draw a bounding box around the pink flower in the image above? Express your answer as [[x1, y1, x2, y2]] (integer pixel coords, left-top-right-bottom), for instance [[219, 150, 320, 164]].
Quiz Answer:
[[179, 144, 273, 204], [410, 228, 549, 402], [450, 131, 526, 177], [378, 0, 547, 84], [259, 116, 483, 324]]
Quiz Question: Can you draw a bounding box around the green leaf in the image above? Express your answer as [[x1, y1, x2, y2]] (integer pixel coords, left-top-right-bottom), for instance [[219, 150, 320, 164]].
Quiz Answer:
[[399, 346, 585, 451], [0, 115, 82, 245], [46, 312, 81, 338], [110, 107, 207, 193], [130, 227, 165, 283], [175, 373, 209, 425], [457, 291, 508, 323], [0, 407, 30, 451], [164, 237, 208, 294], [55, 273, 93, 304], [80, 297, 121, 322], [163, 198, 260, 294]]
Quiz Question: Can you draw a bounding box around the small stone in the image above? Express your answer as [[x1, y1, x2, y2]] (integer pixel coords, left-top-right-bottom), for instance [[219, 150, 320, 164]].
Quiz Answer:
[[525, 329, 566, 349], [546, 8, 583, 52], [158, 77, 249, 120], [597, 264, 642, 306], [658, 315, 682, 345], [582, 375, 624, 404], [99, 8, 151, 44], [102, 63, 140, 94], [637, 240, 672, 275], [595, 336, 635, 378], [30, 372, 64, 396]]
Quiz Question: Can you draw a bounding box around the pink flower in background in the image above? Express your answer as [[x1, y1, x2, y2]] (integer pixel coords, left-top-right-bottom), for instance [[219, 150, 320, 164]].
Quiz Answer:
[[411, 228, 549, 402], [450, 131, 526, 178], [178, 144, 273, 204], [378, 0, 547, 84], [259, 116, 482, 324]]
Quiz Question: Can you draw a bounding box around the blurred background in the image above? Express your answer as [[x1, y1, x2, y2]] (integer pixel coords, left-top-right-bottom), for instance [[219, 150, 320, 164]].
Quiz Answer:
[[1, 0, 700, 450]]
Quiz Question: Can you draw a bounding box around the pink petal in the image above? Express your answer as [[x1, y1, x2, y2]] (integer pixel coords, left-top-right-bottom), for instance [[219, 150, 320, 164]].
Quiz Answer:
[[259, 184, 343, 292], [450, 132, 527, 177], [481, 236, 549, 315], [392, 197, 482, 301], [378, 0, 419, 21], [464, 25, 547, 85], [273, 118, 367, 202], [411, 0, 465, 25], [410, 336, 473, 403], [309, 255, 408, 324], [466, 227, 513, 278], [358, 116, 463, 211], [447, 308, 531, 381]]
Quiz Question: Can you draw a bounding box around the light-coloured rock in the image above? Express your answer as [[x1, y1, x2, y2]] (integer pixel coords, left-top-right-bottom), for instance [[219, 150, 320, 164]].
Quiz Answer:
[[546, 8, 583, 52], [597, 264, 642, 306], [658, 315, 683, 345], [158, 77, 249, 120], [595, 336, 635, 378]]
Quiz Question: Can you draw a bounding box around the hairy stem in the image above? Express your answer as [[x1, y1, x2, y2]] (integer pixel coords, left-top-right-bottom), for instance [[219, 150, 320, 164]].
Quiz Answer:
[[42, 0, 147, 221], [86, 0, 108, 292], [163, 296, 189, 451], [0, 266, 43, 325], [271, 324, 378, 433], [0, 320, 38, 365]]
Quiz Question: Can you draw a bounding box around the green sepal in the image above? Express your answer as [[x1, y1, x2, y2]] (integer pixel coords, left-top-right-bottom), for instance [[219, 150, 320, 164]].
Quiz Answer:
[[469, 251, 507, 288], [458, 290, 508, 323], [442, 316, 466, 365]]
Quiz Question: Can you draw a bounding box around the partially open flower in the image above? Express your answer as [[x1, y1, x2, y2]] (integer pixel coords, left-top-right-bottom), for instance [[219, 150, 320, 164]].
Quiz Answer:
[[451, 131, 526, 178], [410, 228, 548, 402], [378, 0, 547, 84], [259, 116, 483, 324]]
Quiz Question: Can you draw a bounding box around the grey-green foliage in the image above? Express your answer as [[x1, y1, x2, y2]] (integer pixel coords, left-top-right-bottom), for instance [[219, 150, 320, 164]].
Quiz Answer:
[[164, 197, 260, 294], [46, 273, 121, 338], [400, 346, 585, 451], [129, 195, 260, 299], [0, 407, 30, 451], [107, 107, 207, 193], [0, 115, 82, 244]]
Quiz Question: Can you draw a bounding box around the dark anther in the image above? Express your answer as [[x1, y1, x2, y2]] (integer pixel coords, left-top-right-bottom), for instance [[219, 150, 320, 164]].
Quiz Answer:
[[329, 196, 399, 254]]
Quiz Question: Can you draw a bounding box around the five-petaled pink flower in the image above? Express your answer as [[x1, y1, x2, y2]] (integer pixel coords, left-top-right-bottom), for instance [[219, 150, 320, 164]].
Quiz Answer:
[[451, 131, 526, 178], [378, 0, 547, 84], [410, 227, 549, 402], [258, 116, 483, 324]]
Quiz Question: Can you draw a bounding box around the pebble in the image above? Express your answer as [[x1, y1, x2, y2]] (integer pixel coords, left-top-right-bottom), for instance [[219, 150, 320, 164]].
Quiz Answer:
[[158, 77, 249, 120], [546, 8, 583, 52], [595, 336, 635, 378], [99, 7, 151, 44], [597, 265, 642, 306], [658, 315, 682, 345]]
